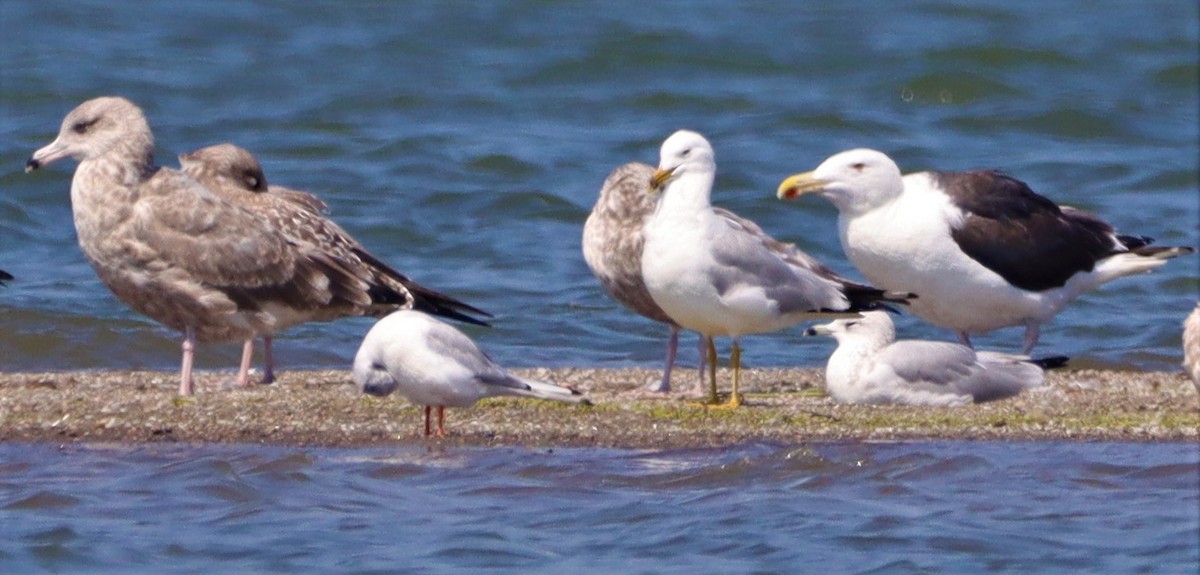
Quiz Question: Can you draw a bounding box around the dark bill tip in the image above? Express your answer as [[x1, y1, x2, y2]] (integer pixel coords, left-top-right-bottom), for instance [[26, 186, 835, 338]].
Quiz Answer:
[[24, 158, 41, 173]]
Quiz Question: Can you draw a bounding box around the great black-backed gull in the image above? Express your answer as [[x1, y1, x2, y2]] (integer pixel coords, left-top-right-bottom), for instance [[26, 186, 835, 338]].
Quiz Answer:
[[778, 148, 1194, 353], [180, 143, 490, 384], [353, 310, 589, 437], [642, 131, 913, 408], [804, 311, 1064, 406]]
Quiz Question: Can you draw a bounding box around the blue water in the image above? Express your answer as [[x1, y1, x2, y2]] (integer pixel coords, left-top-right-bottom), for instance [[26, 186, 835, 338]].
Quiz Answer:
[[0, 0, 1196, 374], [0, 441, 1196, 573]]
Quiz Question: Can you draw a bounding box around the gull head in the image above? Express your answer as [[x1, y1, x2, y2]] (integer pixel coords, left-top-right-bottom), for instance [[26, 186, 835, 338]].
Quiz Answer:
[[650, 129, 716, 194], [776, 148, 904, 214], [179, 143, 270, 192], [803, 310, 895, 342], [26, 96, 153, 173]]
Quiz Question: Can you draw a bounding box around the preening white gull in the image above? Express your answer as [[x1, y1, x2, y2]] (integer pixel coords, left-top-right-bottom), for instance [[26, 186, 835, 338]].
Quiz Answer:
[[23, 97, 485, 396], [641, 131, 914, 408], [1184, 303, 1200, 393], [354, 310, 589, 437], [778, 148, 1194, 353], [805, 311, 1063, 406], [583, 162, 694, 394], [180, 143, 490, 383]]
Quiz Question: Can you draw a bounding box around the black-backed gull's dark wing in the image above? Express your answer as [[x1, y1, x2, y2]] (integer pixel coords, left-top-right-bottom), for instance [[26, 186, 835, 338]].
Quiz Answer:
[[937, 170, 1127, 292]]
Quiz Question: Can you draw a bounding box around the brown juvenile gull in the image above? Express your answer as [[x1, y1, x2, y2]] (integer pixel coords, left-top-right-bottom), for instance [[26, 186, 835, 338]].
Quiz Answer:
[[23, 97, 483, 396], [179, 143, 490, 383], [583, 162, 693, 394], [1184, 303, 1200, 393], [354, 310, 589, 438], [805, 311, 1066, 406], [779, 148, 1195, 353], [642, 130, 914, 408]]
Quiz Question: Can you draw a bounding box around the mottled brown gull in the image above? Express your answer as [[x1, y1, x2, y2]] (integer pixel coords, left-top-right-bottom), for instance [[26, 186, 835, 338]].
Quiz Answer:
[[24, 97, 486, 396], [179, 143, 490, 383], [354, 310, 589, 437], [779, 148, 1194, 353], [583, 162, 692, 394], [805, 311, 1065, 405], [642, 130, 913, 408]]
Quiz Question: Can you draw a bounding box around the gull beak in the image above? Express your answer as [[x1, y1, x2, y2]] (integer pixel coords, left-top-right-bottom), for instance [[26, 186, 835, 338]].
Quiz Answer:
[[25, 138, 69, 173], [649, 166, 676, 193], [803, 323, 833, 337], [776, 171, 826, 200]]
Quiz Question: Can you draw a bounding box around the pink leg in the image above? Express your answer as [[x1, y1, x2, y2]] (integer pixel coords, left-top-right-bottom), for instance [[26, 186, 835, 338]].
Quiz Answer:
[[260, 336, 276, 384], [423, 405, 433, 437], [436, 406, 446, 437], [234, 339, 253, 387], [1021, 324, 1040, 355], [179, 326, 196, 396], [645, 325, 680, 393], [956, 331, 973, 349]]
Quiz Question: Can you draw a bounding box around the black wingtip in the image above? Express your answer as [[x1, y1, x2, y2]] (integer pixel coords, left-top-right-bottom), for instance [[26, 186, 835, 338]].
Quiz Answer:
[[0, 268, 11, 286], [1029, 355, 1070, 370]]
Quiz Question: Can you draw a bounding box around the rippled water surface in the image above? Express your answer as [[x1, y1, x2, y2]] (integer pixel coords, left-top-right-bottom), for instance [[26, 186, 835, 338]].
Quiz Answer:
[[0, 1, 1196, 374], [1, 441, 1197, 573]]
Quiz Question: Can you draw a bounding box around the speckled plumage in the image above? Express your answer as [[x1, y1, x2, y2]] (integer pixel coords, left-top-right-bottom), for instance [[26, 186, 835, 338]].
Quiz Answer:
[[178, 142, 490, 383]]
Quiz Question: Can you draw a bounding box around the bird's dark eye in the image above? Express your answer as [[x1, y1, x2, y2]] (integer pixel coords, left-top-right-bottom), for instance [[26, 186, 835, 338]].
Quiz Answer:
[[71, 118, 99, 134], [851, 162, 865, 172], [844, 321, 858, 327], [681, 148, 691, 157]]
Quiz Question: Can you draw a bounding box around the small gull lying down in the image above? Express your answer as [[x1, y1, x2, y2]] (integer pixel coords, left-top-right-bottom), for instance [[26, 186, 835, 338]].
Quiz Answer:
[[24, 97, 485, 396], [778, 148, 1194, 353], [583, 162, 693, 394], [1184, 303, 1200, 393], [805, 311, 1065, 406], [180, 143, 490, 383], [641, 131, 913, 408], [353, 310, 589, 437]]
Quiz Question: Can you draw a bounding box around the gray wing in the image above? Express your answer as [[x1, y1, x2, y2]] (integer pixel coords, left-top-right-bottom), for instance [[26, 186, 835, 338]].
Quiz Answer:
[[422, 319, 528, 392], [870, 340, 980, 387], [706, 211, 849, 314]]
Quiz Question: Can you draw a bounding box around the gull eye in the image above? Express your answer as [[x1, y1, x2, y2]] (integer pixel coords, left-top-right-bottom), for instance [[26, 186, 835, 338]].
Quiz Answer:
[[680, 148, 691, 158], [71, 118, 99, 134], [851, 162, 865, 172]]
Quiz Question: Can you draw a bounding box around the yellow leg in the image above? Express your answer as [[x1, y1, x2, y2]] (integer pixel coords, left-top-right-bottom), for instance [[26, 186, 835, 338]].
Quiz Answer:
[[710, 339, 743, 409]]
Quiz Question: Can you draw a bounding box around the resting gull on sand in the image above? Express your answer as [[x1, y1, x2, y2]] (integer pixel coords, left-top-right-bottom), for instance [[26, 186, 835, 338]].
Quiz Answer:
[[354, 310, 589, 437], [1184, 303, 1200, 393], [642, 130, 913, 408], [778, 148, 1194, 353], [24, 97, 486, 395], [805, 311, 1064, 406], [179, 143, 490, 383]]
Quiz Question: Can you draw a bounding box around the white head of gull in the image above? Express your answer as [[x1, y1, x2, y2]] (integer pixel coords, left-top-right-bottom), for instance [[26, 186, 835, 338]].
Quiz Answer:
[[640, 130, 913, 408], [353, 310, 589, 438], [778, 148, 1194, 353], [179, 143, 491, 384], [805, 311, 1062, 406]]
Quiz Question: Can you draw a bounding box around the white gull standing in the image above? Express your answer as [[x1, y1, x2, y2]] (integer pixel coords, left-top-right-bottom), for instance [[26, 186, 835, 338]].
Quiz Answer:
[[641, 131, 913, 408], [778, 148, 1194, 353], [179, 143, 490, 383], [354, 310, 589, 437], [1183, 303, 1200, 393], [805, 311, 1064, 406]]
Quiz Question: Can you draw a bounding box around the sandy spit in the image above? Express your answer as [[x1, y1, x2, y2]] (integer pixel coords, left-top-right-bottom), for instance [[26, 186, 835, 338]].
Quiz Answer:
[[0, 368, 1195, 448]]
